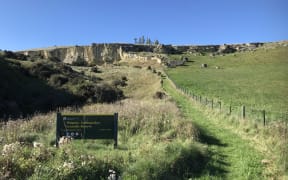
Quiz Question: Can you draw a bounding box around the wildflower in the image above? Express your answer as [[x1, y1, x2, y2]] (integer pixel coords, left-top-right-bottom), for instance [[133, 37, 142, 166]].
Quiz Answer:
[[63, 161, 74, 170], [2, 142, 20, 156]]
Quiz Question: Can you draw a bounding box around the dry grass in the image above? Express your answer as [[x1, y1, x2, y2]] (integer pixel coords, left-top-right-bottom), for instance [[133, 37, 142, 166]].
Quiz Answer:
[[96, 65, 162, 100], [0, 63, 203, 179]]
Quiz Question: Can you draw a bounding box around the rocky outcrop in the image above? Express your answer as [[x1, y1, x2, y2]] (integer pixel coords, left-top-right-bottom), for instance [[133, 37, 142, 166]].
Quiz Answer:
[[21, 44, 125, 65], [18, 42, 265, 65]]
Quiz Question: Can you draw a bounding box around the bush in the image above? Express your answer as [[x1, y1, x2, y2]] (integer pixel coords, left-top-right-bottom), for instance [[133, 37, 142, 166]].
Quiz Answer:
[[133, 65, 142, 69], [28, 62, 59, 79], [17, 133, 39, 145], [94, 84, 124, 103], [0, 143, 37, 179], [73, 82, 123, 103], [90, 66, 100, 73], [112, 79, 127, 87], [71, 59, 87, 66], [121, 76, 128, 81], [154, 91, 166, 99], [49, 74, 68, 87], [2, 51, 27, 60]]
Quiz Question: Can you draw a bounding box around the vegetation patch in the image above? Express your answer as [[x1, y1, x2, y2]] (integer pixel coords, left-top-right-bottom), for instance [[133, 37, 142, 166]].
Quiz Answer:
[[0, 57, 123, 118]]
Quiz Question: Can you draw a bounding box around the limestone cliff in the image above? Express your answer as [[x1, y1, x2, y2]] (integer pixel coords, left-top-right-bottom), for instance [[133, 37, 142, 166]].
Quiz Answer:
[[18, 42, 264, 65], [21, 44, 125, 65]]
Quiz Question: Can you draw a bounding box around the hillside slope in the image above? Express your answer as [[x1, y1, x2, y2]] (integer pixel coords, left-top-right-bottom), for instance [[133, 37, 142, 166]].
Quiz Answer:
[[166, 44, 288, 112], [0, 55, 123, 118]]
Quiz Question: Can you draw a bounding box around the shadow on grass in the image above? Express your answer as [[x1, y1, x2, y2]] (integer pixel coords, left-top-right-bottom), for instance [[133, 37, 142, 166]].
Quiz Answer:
[[0, 60, 82, 120], [186, 124, 230, 178]]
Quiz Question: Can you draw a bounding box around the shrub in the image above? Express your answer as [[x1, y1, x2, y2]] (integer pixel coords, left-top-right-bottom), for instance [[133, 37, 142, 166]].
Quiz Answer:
[[154, 91, 166, 99], [28, 62, 59, 79], [90, 66, 100, 73], [49, 74, 68, 87], [74, 83, 96, 99], [71, 59, 87, 66], [112, 79, 127, 87], [0, 143, 37, 179], [133, 65, 142, 69], [94, 84, 124, 103], [17, 133, 39, 145], [121, 76, 128, 81], [73, 82, 123, 103], [70, 77, 85, 84]]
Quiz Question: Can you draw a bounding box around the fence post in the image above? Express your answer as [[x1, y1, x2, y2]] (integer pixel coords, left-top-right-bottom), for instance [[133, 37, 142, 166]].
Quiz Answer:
[[199, 96, 202, 103], [242, 106, 246, 119], [263, 110, 266, 126], [211, 99, 214, 109], [229, 105, 232, 115], [219, 102, 221, 111]]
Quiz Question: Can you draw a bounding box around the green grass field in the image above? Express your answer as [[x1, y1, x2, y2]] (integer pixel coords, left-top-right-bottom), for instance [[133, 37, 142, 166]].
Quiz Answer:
[[166, 45, 288, 113], [165, 44, 288, 178]]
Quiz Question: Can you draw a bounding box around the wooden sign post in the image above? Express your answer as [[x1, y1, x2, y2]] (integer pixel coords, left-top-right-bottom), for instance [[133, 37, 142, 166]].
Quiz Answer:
[[56, 113, 118, 148]]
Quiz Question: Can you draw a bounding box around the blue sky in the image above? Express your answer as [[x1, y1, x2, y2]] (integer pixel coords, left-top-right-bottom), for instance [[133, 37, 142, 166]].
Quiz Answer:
[[0, 0, 287, 51]]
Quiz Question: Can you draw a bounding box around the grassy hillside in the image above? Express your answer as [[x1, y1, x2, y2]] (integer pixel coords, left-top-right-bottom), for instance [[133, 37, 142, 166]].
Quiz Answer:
[[0, 59, 77, 117], [166, 45, 288, 113], [0, 55, 123, 118], [0, 62, 209, 179], [165, 44, 288, 178]]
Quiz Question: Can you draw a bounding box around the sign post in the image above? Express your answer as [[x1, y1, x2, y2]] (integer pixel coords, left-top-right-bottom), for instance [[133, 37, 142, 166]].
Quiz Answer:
[[56, 113, 118, 148]]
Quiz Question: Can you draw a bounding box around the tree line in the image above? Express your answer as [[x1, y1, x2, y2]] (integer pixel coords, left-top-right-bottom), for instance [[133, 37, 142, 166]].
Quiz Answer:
[[133, 36, 160, 45]]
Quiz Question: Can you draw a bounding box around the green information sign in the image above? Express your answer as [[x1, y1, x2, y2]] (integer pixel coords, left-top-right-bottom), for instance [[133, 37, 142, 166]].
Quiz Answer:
[[56, 113, 118, 147]]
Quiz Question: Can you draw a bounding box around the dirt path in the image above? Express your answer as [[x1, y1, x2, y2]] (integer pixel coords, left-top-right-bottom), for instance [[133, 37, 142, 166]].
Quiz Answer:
[[163, 78, 264, 179]]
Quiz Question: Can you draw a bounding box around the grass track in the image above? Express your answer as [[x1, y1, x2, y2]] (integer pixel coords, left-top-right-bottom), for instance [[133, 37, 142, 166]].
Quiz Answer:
[[163, 78, 264, 179]]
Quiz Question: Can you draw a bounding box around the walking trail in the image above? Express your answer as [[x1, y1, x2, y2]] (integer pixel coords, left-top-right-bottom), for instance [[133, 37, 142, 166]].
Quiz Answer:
[[163, 78, 264, 179]]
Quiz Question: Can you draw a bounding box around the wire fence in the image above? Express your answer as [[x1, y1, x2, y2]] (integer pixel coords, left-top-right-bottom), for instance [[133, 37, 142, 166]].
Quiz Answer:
[[166, 77, 288, 127]]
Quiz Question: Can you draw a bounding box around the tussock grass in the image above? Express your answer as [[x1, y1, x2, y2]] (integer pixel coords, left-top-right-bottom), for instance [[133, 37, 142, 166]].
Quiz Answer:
[[0, 99, 203, 179], [0, 64, 205, 179]]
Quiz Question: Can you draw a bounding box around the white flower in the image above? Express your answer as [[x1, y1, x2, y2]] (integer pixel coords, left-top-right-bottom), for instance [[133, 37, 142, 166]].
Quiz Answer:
[[2, 142, 20, 156], [63, 161, 74, 169]]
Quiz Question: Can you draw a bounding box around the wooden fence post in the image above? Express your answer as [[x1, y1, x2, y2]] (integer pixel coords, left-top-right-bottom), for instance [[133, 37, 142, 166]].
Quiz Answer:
[[229, 105, 232, 115], [263, 110, 266, 126], [211, 99, 214, 109], [242, 106, 246, 119], [219, 102, 221, 111]]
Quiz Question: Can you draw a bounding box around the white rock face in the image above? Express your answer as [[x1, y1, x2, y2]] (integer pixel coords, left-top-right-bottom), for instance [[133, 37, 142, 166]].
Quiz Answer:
[[20, 43, 125, 65], [18, 42, 265, 65]]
